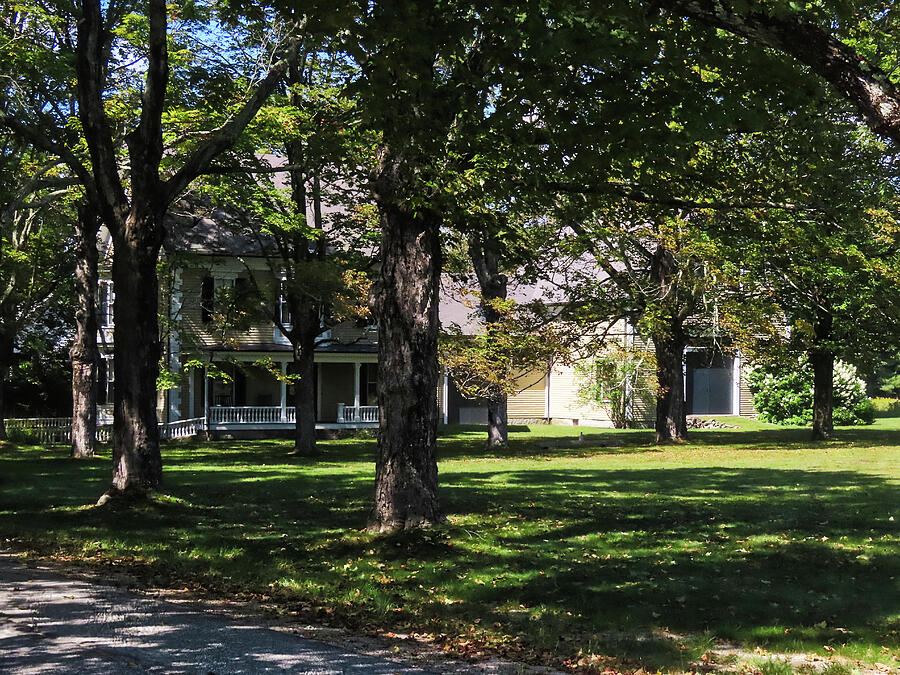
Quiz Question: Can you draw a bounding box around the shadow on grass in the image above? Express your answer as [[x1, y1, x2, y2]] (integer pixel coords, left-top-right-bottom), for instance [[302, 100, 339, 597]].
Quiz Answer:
[[435, 421, 900, 461], [2, 438, 899, 670]]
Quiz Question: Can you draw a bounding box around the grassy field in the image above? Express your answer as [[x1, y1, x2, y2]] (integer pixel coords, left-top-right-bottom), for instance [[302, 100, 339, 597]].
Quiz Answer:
[[1, 418, 899, 673]]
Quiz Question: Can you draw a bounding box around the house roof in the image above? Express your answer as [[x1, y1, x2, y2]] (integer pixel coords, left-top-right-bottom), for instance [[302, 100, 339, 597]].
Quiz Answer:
[[164, 209, 272, 256], [439, 264, 588, 335], [201, 341, 379, 354]]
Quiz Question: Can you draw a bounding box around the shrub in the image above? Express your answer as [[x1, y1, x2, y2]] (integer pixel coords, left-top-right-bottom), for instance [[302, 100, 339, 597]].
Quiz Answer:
[[576, 345, 656, 429], [747, 357, 874, 427], [5, 427, 38, 444], [871, 397, 900, 418]]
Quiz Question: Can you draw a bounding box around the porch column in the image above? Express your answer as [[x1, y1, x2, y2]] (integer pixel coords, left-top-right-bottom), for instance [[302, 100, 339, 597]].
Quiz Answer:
[[353, 362, 361, 419], [187, 367, 195, 418], [280, 361, 288, 422], [203, 365, 209, 430], [732, 352, 742, 416]]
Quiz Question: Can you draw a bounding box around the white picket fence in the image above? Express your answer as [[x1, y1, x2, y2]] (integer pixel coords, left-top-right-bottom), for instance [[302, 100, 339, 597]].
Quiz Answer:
[[4, 416, 205, 445]]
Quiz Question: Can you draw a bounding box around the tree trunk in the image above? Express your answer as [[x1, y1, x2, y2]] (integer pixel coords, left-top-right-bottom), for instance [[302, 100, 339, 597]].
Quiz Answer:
[[653, 327, 688, 443], [370, 159, 443, 532], [71, 204, 99, 458], [650, 243, 688, 443], [810, 305, 834, 441], [810, 350, 834, 441], [0, 331, 10, 441], [487, 398, 508, 447], [290, 331, 318, 456], [469, 233, 510, 448], [103, 217, 165, 498]]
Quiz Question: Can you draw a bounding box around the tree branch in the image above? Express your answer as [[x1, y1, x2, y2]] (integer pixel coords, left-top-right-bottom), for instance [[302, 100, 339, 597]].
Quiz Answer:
[[0, 114, 96, 203], [164, 31, 304, 202], [75, 0, 129, 224], [660, 0, 900, 145], [546, 179, 806, 212], [127, 0, 168, 199]]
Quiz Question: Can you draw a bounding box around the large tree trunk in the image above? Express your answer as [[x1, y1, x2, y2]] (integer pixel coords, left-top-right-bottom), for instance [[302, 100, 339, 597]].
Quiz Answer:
[[289, 326, 318, 456], [810, 305, 834, 441], [104, 216, 165, 497], [810, 350, 834, 441], [650, 244, 688, 443], [0, 330, 10, 441], [284, 127, 322, 458], [370, 157, 443, 532], [653, 327, 688, 443], [469, 233, 510, 448], [486, 398, 508, 447], [71, 204, 99, 458]]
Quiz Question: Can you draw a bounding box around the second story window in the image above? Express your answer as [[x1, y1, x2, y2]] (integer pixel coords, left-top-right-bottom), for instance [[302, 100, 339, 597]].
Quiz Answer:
[[200, 276, 214, 323], [98, 280, 114, 327], [278, 280, 292, 326]]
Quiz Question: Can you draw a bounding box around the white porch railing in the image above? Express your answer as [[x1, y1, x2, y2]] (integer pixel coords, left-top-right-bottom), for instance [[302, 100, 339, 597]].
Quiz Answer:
[[208, 406, 289, 425], [5, 417, 199, 444], [6, 417, 74, 444], [161, 417, 206, 439], [336, 404, 379, 423], [5, 405, 379, 443]]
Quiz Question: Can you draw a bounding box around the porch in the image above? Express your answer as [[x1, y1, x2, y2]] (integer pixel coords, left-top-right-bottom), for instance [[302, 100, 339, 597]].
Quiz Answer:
[[175, 352, 380, 431], [206, 404, 379, 430]]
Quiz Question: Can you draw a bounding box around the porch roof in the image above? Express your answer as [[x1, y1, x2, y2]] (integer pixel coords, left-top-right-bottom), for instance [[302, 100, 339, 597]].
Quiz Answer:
[[198, 342, 378, 354]]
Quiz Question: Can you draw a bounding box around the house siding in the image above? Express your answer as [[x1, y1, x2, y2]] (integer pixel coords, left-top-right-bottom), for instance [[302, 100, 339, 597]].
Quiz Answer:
[[507, 370, 547, 419], [548, 361, 613, 425], [175, 265, 376, 355], [177, 266, 282, 351], [739, 370, 758, 417]]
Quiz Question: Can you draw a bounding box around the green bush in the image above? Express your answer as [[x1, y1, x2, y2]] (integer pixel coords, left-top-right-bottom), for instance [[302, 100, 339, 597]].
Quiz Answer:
[[747, 358, 874, 427], [5, 427, 38, 444], [871, 397, 900, 417]]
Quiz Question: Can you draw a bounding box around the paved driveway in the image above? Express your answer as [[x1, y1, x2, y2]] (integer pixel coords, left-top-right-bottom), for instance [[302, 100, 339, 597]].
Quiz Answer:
[[0, 554, 434, 674]]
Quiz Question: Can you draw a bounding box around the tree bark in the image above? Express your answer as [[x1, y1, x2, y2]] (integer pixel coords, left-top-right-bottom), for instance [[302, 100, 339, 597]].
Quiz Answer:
[[282, 113, 323, 457], [0, 330, 10, 441], [289, 327, 318, 456], [74, 0, 297, 501], [650, 243, 688, 443], [486, 398, 508, 447], [71, 204, 99, 458], [469, 233, 510, 447], [369, 154, 443, 532], [653, 327, 688, 443], [105, 216, 165, 495], [810, 305, 834, 441], [810, 350, 834, 441]]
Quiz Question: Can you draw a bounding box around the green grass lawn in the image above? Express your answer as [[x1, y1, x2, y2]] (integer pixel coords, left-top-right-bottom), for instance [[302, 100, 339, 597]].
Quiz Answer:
[[2, 418, 899, 673]]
